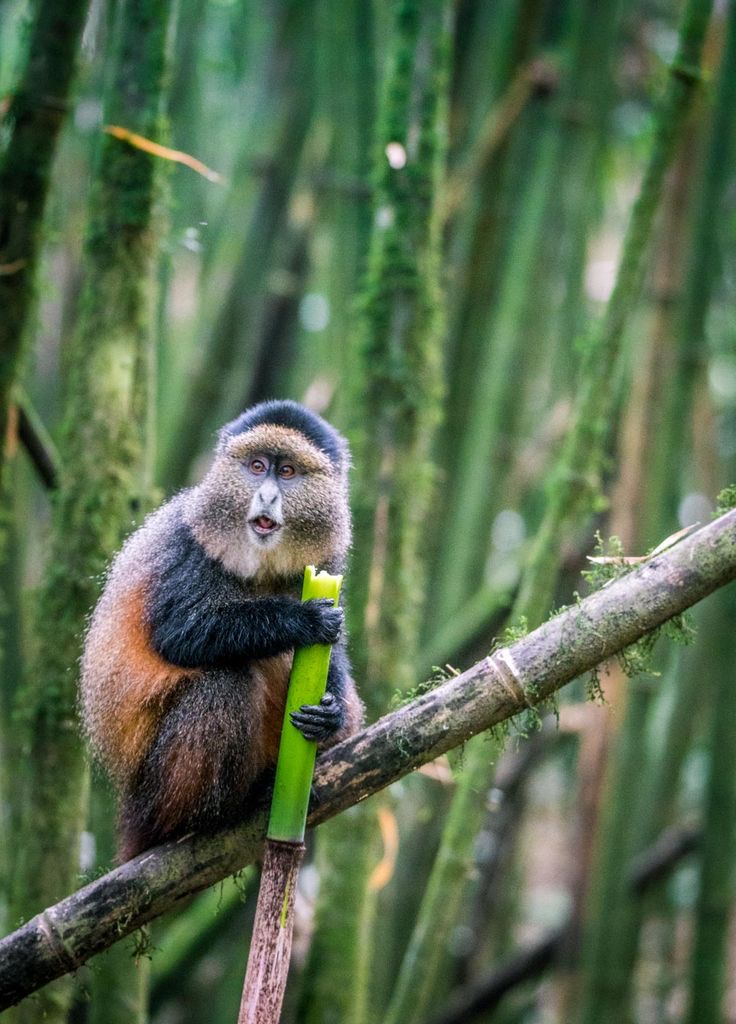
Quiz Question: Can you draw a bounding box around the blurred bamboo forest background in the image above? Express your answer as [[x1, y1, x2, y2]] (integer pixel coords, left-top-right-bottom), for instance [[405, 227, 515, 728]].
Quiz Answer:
[[1, 0, 736, 1021]]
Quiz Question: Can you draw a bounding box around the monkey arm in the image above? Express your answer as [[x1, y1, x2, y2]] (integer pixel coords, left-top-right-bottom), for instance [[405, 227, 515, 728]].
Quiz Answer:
[[145, 521, 343, 669], [149, 594, 342, 668]]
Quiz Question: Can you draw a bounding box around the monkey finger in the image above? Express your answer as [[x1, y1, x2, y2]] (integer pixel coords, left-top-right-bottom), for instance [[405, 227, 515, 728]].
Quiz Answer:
[[291, 710, 340, 738], [290, 719, 334, 742], [293, 703, 341, 722], [290, 711, 329, 728]]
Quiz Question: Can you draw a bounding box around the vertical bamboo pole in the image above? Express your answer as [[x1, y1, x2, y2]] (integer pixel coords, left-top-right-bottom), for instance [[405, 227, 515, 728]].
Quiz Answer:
[[383, 3, 626, 1013], [238, 568, 341, 1024], [515, 0, 715, 627], [685, 590, 736, 1022], [160, 0, 315, 490], [681, 10, 736, 1021], [561, 112, 700, 1020], [0, 0, 90, 489], [7, 1, 174, 1020], [387, 3, 714, 1019], [576, 8, 735, 1021], [300, 4, 451, 1021]]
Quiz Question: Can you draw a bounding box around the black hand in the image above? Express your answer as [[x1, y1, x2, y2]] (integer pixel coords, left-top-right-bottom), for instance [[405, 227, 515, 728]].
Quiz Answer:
[[290, 692, 344, 742], [297, 599, 343, 646]]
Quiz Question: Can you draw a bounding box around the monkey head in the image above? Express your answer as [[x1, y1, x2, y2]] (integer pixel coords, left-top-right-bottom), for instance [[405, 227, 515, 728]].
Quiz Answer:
[[183, 400, 351, 580]]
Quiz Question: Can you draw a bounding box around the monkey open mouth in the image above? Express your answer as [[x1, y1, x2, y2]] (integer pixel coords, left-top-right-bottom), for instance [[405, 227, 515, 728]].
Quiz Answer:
[[250, 515, 281, 536]]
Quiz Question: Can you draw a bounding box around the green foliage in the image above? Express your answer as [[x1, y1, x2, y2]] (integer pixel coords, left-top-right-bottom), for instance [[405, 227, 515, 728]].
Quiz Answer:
[[490, 616, 530, 651], [388, 663, 459, 711], [130, 927, 155, 963], [715, 484, 736, 514], [582, 532, 697, 685], [580, 532, 629, 588]]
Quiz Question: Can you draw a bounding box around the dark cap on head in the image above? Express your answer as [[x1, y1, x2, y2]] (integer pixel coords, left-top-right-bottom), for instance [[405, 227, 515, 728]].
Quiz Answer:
[[219, 400, 348, 469]]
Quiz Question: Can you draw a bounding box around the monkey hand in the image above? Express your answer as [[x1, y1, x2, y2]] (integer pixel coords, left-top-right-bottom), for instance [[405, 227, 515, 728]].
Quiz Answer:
[[298, 598, 343, 646], [290, 692, 344, 743]]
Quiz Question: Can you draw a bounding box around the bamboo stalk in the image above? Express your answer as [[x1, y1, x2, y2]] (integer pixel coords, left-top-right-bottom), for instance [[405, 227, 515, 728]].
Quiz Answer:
[[382, 732, 503, 1024], [0, 0, 89, 490], [237, 567, 341, 1024], [427, 825, 701, 1024], [269, 568, 343, 843], [574, 114, 701, 1024], [685, 589, 736, 1023], [238, 841, 305, 1024], [7, 2, 175, 1019], [159, 0, 315, 490], [515, 0, 715, 627], [303, 2, 451, 1020], [395, 0, 629, 992]]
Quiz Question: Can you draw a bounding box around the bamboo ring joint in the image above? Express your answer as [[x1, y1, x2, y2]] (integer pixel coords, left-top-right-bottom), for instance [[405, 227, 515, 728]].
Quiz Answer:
[[38, 911, 79, 972], [490, 647, 531, 710]]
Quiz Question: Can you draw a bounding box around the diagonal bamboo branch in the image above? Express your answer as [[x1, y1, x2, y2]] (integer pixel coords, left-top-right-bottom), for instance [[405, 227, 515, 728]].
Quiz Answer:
[[15, 388, 61, 490], [0, 508, 735, 1010]]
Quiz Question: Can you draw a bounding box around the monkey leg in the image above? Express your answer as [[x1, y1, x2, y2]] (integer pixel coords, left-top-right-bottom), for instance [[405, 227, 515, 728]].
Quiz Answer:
[[118, 670, 266, 860]]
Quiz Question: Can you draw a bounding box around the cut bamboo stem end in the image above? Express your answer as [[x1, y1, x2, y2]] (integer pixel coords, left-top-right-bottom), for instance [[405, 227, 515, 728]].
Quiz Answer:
[[238, 840, 306, 1024], [268, 566, 343, 843]]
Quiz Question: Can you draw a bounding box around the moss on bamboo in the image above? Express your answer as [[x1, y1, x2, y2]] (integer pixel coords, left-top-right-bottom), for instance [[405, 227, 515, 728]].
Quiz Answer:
[[8, 2, 174, 1020], [349, 0, 450, 701], [0, 0, 89, 489]]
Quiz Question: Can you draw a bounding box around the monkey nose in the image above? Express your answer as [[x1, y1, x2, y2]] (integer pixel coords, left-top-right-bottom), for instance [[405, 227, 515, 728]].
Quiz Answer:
[[258, 481, 280, 506]]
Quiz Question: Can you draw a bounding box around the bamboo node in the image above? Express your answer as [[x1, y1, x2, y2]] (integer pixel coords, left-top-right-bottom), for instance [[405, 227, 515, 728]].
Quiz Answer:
[[491, 647, 531, 710], [38, 911, 78, 972]]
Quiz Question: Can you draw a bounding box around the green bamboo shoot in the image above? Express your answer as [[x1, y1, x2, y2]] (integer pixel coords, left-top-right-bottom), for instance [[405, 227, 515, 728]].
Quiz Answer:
[[268, 566, 343, 843]]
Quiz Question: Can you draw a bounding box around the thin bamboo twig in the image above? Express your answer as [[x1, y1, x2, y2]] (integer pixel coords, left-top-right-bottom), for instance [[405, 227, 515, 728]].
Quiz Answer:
[[0, 508, 733, 1010]]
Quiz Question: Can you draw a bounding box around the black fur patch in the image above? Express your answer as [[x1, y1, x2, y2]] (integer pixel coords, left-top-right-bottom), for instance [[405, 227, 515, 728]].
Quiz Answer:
[[147, 515, 344, 668], [220, 400, 346, 468]]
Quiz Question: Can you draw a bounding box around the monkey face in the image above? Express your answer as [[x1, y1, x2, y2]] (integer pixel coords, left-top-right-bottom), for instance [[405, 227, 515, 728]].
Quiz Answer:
[[185, 423, 350, 580], [241, 452, 293, 546]]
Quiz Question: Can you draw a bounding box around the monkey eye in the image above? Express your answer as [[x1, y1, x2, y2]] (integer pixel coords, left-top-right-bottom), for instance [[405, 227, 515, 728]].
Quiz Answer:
[[248, 457, 268, 475], [278, 463, 297, 480]]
